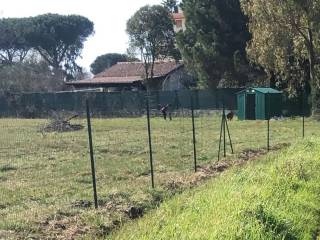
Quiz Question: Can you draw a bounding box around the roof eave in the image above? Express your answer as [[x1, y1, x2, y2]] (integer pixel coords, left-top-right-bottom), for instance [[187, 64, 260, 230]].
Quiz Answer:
[[237, 87, 282, 95]]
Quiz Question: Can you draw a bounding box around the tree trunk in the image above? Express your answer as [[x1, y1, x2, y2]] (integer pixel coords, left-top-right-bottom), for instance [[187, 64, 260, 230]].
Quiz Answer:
[[269, 71, 277, 88], [307, 28, 320, 117], [149, 58, 155, 91], [143, 58, 149, 92]]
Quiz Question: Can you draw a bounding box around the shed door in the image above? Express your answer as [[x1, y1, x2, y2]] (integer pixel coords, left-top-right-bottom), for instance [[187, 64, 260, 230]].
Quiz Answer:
[[246, 94, 256, 120], [237, 94, 245, 120]]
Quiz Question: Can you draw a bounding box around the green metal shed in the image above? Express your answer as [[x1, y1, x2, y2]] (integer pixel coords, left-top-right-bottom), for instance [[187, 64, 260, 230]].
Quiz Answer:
[[237, 88, 282, 120]]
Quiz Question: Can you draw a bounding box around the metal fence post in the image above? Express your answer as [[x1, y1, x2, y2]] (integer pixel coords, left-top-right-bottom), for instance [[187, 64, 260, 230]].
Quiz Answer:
[[218, 111, 223, 161], [225, 117, 234, 154], [218, 102, 233, 160], [267, 119, 270, 151], [267, 93, 270, 151], [86, 99, 98, 209], [302, 114, 305, 138], [302, 90, 305, 138], [146, 96, 155, 188], [223, 106, 226, 157], [191, 94, 197, 172]]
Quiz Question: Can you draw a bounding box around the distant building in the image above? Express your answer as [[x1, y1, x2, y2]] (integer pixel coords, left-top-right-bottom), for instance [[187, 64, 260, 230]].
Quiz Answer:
[[172, 7, 186, 32], [67, 61, 195, 92]]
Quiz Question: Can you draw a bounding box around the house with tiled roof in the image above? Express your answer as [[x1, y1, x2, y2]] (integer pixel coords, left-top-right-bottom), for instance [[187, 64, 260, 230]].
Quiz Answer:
[[67, 61, 195, 92], [172, 7, 185, 32]]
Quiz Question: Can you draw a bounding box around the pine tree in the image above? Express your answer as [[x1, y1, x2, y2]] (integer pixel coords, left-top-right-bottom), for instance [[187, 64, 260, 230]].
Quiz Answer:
[[177, 0, 250, 88]]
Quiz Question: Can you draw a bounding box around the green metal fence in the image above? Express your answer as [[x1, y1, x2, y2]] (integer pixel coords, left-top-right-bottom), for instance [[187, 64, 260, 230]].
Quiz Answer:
[[0, 88, 310, 118], [0, 89, 242, 117]]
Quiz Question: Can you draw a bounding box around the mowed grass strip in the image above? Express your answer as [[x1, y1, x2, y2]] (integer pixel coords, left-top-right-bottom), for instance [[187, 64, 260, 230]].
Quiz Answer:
[[0, 115, 318, 238], [110, 137, 320, 240]]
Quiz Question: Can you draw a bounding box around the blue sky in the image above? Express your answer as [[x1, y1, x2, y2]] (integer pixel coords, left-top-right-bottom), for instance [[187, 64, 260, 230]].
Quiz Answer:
[[0, 0, 162, 71]]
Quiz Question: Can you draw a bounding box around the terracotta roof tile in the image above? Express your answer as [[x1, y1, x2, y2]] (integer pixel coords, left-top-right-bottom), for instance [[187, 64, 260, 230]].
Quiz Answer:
[[172, 12, 184, 20], [70, 61, 182, 85], [71, 76, 142, 84]]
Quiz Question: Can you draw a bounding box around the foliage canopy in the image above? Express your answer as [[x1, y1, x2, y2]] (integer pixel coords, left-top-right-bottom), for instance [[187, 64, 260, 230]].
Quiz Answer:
[[0, 14, 94, 80], [90, 53, 131, 75], [30, 14, 94, 79], [241, 0, 320, 111], [177, 0, 250, 88], [126, 5, 178, 88], [0, 17, 33, 64]]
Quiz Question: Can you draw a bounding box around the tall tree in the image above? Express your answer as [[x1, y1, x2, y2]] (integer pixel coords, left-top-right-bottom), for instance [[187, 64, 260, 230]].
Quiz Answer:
[[177, 0, 250, 88], [162, 0, 179, 12], [90, 53, 130, 75], [29, 14, 94, 79], [0, 53, 66, 92], [0, 17, 32, 64], [126, 5, 178, 90], [241, 0, 320, 114]]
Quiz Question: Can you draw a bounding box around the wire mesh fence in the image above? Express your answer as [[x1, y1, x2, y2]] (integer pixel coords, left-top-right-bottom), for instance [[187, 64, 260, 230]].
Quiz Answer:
[[0, 89, 318, 239]]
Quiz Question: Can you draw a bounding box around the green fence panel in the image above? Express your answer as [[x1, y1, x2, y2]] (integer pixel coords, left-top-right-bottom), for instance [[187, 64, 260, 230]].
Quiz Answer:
[[0, 88, 310, 118]]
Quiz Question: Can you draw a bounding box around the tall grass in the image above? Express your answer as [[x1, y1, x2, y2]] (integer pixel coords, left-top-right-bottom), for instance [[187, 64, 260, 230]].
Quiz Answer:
[[111, 137, 320, 239]]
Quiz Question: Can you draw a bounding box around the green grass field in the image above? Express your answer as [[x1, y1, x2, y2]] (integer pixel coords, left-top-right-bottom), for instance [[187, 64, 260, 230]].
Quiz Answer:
[[111, 137, 320, 240], [0, 114, 319, 239]]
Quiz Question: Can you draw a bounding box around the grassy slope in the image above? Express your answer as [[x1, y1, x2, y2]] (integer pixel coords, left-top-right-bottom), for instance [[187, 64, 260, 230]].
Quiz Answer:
[[111, 138, 320, 240], [0, 116, 319, 238]]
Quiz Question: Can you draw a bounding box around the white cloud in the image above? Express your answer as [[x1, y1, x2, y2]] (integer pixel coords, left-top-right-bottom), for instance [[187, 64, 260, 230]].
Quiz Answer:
[[0, 0, 162, 71]]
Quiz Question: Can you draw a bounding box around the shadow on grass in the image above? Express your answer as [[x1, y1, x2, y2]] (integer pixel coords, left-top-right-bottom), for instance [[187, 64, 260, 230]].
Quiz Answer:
[[0, 164, 17, 172]]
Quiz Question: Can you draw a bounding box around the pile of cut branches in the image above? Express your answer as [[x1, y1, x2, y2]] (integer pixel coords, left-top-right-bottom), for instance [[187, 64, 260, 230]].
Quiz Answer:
[[40, 111, 84, 133]]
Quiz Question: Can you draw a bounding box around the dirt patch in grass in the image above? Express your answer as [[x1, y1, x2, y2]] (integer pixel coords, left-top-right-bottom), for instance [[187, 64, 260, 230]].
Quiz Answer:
[[40, 214, 89, 240], [34, 192, 147, 239], [72, 200, 92, 209], [165, 143, 290, 193], [0, 230, 19, 240]]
